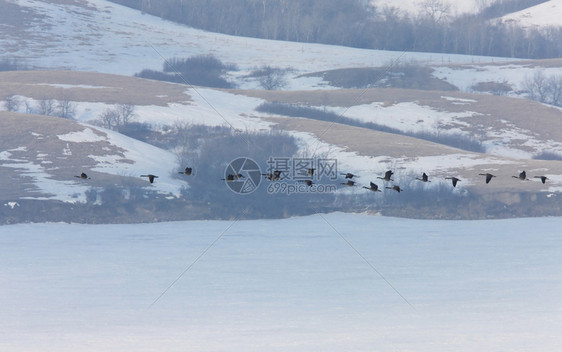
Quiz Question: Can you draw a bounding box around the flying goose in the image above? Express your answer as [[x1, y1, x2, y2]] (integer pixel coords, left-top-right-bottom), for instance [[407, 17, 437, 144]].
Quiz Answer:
[[178, 167, 193, 175], [341, 172, 358, 179], [221, 174, 236, 182], [416, 172, 430, 182], [377, 170, 394, 182], [386, 185, 402, 193], [262, 170, 282, 181], [445, 176, 461, 187], [363, 181, 381, 192], [140, 174, 159, 183], [479, 173, 496, 184], [341, 180, 356, 187], [299, 179, 314, 186], [512, 170, 528, 181], [534, 175, 549, 184], [74, 172, 90, 180]]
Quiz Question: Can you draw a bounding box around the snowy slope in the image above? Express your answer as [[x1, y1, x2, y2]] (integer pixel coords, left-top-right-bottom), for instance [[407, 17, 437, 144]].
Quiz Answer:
[[1, 0, 512, 78], [1, 213, 561, 351], [500, 0, 562, 29]]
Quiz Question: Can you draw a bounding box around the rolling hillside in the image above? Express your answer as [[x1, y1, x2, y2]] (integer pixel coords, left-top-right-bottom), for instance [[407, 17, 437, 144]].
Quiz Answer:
[[1, 0, 562, 222]]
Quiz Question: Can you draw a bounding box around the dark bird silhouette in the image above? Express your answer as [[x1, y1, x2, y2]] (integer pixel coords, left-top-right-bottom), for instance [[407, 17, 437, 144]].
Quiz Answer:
[[341, 172, 358, 179], [386, 185, 402, 193], [178, 167, 193, 176], [479, 173, 496, 184], [262, 170, 282, 181], [299, 179, 314, 186], [74, 172, 90, 179], [363, 181, 381, 192], [140, 174, 159, 183], [512, 170, 528, 181], [221, 174, 236, 182], [534, 175, 549, 184], [341, 180, 356, 186], [377, 170, 394, 182], [416, 172, 430, 182], [445, 176, 461, 187]]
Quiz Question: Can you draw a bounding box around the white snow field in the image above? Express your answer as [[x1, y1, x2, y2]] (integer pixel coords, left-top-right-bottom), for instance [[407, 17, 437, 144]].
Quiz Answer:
[[1, 213, 561, 351]]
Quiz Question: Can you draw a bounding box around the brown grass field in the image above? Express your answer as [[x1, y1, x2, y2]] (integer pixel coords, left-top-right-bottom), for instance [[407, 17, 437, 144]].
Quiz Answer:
[[0, 70, 192, 106]]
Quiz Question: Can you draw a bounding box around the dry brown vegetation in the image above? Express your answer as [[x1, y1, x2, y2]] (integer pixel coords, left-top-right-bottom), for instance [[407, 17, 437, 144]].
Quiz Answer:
[[0, 71, 192, 106], [236, 87, 562, 148]]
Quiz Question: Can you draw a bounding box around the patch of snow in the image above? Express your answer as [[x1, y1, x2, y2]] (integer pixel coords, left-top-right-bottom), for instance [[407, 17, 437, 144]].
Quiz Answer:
[[35, 83, 111, 89], [4, 202, 20, 209], [88, 126, 187, 197], [57, 128, 106, 143], [326, 101, 474, 134], [500, 0, 562, 30]]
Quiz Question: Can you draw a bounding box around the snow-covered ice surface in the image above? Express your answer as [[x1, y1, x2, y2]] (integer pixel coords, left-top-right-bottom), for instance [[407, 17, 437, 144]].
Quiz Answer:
[[1, 213, 560, 351]]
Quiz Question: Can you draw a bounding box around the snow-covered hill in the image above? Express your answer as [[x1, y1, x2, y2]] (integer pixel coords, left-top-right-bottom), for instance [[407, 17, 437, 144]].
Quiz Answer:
[[0, 0, 512, 78], [500, 0, 562, 29]]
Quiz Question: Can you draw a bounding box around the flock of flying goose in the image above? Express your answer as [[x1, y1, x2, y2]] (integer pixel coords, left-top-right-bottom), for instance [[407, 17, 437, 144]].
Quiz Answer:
[[73, 167, 550, 192]]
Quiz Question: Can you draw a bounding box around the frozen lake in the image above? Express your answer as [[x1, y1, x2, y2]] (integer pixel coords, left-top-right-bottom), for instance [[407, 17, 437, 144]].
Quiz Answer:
[[1, 213, 561, 351]]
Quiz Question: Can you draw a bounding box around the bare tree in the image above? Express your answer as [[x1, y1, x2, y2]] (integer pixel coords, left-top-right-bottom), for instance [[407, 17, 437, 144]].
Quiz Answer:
[[98, 104, 136, 130], [257, 66, 288, 90], [546, 75, 562, 106], [117, 104, 136, 126], [99, 108, 120, 130], [56, 99, 76, 119], [524, 70, 562, 107], [25, 100, 34, 114], [524, 70, 548, 102], [419, 0, 451, 25], [38, 99, 57, 116]]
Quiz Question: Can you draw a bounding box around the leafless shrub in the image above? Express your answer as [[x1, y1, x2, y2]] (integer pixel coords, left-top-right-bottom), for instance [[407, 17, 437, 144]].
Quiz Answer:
[[38, 99, 57, 116], [471, 81, 512, 96], [55, 99, 76, 119], [97, 104, 136, 130], [524, 69, 562, 106], [254, 66, 288, 90]]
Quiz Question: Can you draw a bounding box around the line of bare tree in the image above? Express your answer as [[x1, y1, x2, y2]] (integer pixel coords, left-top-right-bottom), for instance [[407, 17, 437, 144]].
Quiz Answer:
[[109, 0, 562, 59], [2, 95, 77, 119]]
